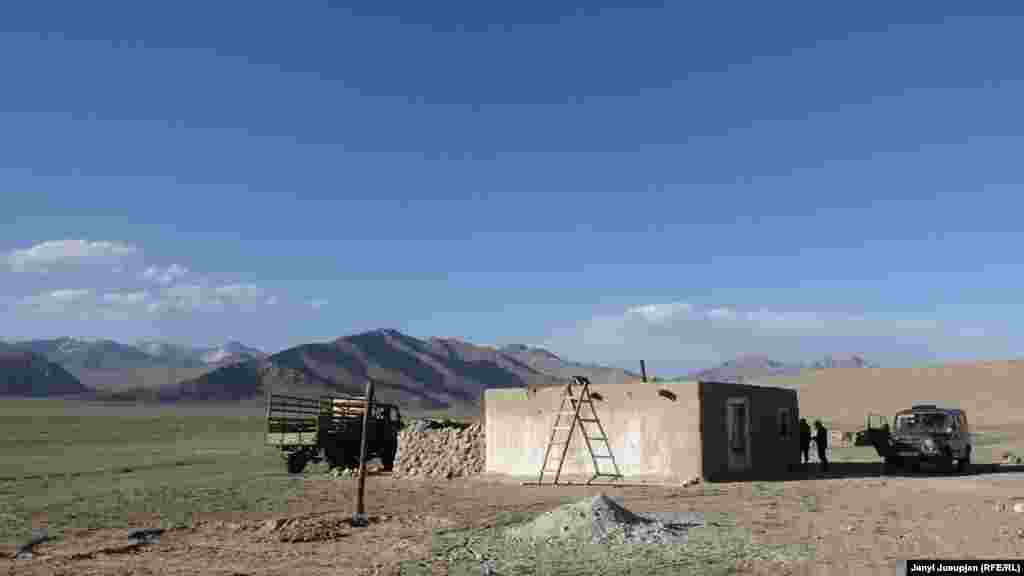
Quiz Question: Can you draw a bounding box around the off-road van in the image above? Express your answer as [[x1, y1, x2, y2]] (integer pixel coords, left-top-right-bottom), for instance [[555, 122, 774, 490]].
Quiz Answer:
[[867, 404, 972, 473]]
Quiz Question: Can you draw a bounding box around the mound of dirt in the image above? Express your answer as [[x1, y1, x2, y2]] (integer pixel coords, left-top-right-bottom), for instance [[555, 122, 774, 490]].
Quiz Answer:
[[393, 421, 484, 479], [503, 494, 705, 545]]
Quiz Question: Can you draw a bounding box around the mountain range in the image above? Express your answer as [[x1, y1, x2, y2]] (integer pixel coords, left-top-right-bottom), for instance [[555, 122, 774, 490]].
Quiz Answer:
[[2, 337, 268, 392], [687, 354, 876, 383], [158, 329, 641, 413], [0, 341, 89, 396], [0, 330, 875, 413]]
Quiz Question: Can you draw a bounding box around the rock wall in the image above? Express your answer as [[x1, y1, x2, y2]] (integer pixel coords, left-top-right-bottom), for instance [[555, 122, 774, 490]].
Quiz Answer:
[[393, 420, 485, 479]]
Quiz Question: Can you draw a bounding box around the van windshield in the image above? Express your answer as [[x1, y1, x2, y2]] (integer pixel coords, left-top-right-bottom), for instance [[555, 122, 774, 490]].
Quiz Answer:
[[894, 412, 952, 434]]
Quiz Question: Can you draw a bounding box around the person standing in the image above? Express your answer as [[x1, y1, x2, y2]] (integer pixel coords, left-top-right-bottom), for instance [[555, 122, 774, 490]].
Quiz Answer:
[[814, 420, 829, 472], [799, 418, 812, 466]]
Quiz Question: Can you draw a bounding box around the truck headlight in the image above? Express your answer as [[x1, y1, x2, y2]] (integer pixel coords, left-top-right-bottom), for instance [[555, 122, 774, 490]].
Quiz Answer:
[[923, 438, 936, 452]]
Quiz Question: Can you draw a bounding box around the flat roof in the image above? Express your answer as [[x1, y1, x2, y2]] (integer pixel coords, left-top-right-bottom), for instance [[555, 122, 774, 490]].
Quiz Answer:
[[895, 405, 963, 415]]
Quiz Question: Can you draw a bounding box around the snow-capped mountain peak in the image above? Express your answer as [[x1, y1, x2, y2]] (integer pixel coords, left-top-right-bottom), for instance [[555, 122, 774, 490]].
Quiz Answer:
[[199, 341, 265, 365]]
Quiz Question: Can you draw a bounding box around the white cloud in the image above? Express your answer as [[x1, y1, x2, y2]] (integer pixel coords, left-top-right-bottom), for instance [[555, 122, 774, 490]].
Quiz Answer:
[[141, 264, 189, 286], [706, 307, 737, 320], [16, 289, 93, 313], [308, 298, 328, 310], [150, 283, 224, 314], [627, 301, 692, 324], [214, 283, 266, 302], [6, 240, 138, 272], [143, 282, 273, 315], [102, 291, 150, 306], [50, 289, 92, 303], [542, 300, 1018, 374]]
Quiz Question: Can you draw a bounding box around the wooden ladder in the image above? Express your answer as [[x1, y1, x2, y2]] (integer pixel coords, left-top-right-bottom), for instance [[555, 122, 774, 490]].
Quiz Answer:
[[537, 375, 624, 485]]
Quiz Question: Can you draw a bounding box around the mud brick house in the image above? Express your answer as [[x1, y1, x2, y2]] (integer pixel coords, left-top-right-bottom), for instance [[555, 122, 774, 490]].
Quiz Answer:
[[484, 380, 800, 482]]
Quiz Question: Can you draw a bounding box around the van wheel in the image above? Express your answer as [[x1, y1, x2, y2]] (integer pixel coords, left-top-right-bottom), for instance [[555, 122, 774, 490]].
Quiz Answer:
[[957, 448, 971, 473], [942, 450, 956, 474], [883, 458, 898, 474]]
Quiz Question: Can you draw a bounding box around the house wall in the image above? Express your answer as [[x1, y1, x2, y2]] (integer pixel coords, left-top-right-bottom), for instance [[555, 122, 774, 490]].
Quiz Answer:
[[699, 381, 800, 481], [484, 381, 703, 482]]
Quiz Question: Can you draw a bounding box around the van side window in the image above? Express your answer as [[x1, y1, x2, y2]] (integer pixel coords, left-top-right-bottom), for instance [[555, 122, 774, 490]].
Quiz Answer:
[[777, 408, 792, 439]]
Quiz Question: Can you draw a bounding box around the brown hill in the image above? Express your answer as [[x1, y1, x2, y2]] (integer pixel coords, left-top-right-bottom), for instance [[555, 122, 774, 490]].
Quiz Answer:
[[498, 344, 639, 384], [158, 329, 566, 411], [70, 366, 219, 392], [0, 345, 89, 396], [762, 359, 1024, 431]]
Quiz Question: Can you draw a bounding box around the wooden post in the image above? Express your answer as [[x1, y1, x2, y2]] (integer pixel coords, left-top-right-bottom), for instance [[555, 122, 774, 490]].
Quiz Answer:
[[640, 360, 647, 383], [352, 378, 374, 527]]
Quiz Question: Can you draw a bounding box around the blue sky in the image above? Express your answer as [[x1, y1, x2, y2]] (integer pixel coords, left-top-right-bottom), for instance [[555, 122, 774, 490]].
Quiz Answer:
[[3, 1, 1024, 375]]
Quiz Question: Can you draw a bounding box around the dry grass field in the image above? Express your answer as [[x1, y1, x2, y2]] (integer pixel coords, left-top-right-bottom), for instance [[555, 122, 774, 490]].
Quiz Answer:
[[764, 359, 1024, 444]]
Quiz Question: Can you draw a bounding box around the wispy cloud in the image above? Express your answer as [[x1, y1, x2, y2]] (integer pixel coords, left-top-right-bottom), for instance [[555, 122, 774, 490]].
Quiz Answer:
[[542, 300, 1009, 374], [308, 298, 328, 310], [16, 289, 93, 313], [147, 283, 224, 314], [6, 239, 283, 322], [214, 283, 266, 302], [6, 240, 138, 273], [102, 291, 150, 306], [141, 264, 189, 286]]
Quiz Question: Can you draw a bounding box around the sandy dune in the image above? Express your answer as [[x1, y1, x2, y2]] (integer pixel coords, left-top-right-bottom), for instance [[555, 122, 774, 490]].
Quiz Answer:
[[763, 359, 1024, 431]]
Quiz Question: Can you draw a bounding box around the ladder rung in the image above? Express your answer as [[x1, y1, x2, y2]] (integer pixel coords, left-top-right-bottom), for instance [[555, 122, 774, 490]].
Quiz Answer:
[[548, 441, 570, 446], [552, 426, 574, 431], [586, 437, 610, 441], [579, 418, 600, 423], [592, 455, 615, 459]]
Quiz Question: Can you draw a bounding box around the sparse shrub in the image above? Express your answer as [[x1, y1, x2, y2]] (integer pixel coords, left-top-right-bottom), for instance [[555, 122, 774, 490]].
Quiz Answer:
[[752, 482, 783, 498]]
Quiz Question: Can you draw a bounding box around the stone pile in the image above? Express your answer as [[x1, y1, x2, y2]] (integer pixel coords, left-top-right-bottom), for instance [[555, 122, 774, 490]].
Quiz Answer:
[[392, 420, 485, 479], [503, 494, 705, 546]]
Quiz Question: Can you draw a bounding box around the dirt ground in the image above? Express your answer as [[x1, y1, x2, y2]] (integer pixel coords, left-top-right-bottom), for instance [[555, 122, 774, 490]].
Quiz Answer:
[[5, 467, 1024, 576]]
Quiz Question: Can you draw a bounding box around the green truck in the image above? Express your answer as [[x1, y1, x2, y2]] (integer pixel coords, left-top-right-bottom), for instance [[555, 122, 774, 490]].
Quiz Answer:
[[265, 392, 404, 474]]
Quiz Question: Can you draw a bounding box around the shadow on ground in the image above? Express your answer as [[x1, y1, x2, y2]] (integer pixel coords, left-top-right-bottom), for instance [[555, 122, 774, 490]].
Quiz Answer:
[[706, 463, 1024, 484]]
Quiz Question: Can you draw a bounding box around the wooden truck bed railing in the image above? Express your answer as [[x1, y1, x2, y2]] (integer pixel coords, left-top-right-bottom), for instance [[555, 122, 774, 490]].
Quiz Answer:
[[265, 392, 394, 447]]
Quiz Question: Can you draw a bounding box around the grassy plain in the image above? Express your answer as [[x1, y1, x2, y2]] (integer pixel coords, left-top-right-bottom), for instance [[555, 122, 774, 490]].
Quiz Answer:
[[0, 397, 484, 549], [0, 397, 305, 547]]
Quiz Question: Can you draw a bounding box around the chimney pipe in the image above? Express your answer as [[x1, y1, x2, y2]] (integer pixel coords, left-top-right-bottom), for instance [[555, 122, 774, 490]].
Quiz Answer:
[[640, 360, 647, 383]]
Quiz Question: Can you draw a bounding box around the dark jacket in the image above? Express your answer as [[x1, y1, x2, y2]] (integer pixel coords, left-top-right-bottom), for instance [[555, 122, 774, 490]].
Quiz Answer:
[[799, 422, 812, 447], [814, 427, 828, 450]]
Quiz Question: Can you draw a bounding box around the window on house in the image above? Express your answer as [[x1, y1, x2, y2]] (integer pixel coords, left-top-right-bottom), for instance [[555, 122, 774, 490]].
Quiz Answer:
[[777, 408, 792, 439]]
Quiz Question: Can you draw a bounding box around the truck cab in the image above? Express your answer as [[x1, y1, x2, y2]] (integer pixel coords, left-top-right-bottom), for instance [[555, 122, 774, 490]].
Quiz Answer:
[[868, 404, 972, 473]]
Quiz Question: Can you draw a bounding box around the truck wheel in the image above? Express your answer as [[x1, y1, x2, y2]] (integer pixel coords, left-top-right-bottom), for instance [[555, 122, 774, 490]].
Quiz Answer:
[[287, 452, 308, 474], [325, 445, 345, 470], [345, 454, 361, 470], [382, 447, 397, 471]]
